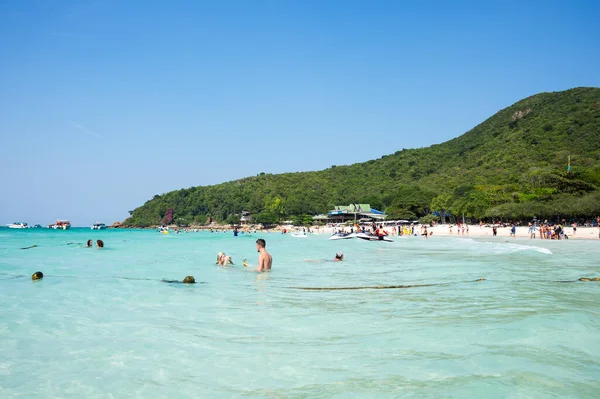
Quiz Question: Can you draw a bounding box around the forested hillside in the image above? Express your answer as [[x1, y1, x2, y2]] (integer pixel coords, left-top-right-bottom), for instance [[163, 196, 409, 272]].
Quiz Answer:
[[126, 87, 600, 227]]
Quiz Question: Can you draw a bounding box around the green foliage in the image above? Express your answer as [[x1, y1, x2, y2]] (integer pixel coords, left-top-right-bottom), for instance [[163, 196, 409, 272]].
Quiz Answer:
[[253, 211, 278, 226], [292, 214, 315, 226], [430, 194, 452, 224], [419, 215, 440, 225], [224, 214, 241, 226], [125, 88, 600, 226]]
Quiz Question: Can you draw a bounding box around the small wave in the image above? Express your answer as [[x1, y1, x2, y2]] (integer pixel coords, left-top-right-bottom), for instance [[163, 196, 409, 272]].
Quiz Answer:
[[492, 242, 553, 255], [456, 239, 552, 255], [503, 243, 552, 255]]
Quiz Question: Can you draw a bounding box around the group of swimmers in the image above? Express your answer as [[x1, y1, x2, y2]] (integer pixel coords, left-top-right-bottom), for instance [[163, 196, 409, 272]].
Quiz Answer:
[[86, 239, 104, 248]]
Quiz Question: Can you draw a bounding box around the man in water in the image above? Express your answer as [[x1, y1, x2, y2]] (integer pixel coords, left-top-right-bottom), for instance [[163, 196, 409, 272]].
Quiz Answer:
[[306, 252, 344, 263], [256, 239, 272, 272]]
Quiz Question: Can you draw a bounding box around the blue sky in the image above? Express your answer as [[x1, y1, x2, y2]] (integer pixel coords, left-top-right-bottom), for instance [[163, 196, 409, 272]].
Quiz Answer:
[[1, 0, 599, 226]]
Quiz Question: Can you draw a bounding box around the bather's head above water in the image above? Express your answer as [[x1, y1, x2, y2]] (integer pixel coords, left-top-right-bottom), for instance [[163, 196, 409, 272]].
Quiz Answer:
[[183, 276, 196, 284], [86, 240, 93, 247], [96, 240, 104, 248], [335, 252, 344, 261]]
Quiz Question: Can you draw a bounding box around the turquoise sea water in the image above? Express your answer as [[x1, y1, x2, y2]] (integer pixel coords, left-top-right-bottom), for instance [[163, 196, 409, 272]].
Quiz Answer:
[[1, 227, 599, 398]]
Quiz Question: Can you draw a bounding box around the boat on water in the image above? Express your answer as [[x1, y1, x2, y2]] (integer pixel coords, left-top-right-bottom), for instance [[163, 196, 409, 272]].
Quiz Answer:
[[50, 220, 71, 230], [329, 232, 357, 240], [91, 222, 107, 230], [7, 222, 28, 229], [356, 232, 393, 242]]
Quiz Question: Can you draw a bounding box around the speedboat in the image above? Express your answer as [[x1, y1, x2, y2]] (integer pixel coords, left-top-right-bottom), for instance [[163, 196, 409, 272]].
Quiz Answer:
[[328, 232, 357, 240], [7, 222, 28, 229], [50, 220, 71, 230], [91, 222, 107, 230], [356, 232, 393, 242]]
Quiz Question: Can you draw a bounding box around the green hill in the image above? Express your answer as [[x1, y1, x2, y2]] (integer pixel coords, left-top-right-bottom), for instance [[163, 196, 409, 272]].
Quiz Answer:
[[126, 87, 600, 227]]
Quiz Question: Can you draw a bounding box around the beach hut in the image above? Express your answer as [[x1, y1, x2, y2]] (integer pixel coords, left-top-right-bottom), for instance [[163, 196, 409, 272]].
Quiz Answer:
[[325, 204, 387, 224]]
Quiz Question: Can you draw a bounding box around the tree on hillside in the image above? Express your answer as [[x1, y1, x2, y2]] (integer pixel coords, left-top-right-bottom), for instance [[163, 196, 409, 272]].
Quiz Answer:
[[266, 196, 286, 222], [430, 194, 451, 224]]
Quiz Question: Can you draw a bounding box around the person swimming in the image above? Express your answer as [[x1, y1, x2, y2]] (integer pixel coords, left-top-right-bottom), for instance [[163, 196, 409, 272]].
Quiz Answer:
[[162, 276, 196, 284], [96, 240, 104, 248], [86, 240, 93, 247], [216, 252, 234, 266], [32, 271, 43, 280], [306, 252, 344, 263]]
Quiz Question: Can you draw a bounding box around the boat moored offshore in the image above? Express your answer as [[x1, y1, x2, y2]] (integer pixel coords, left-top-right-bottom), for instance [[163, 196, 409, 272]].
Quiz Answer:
[[50, 220, 71, 230], [7, 222, 28, 229], [91, 222, 107, 230]]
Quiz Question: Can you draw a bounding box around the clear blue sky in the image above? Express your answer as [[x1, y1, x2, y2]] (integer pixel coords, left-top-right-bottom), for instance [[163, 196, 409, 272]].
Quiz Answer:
[[1, 0, 599, 226]]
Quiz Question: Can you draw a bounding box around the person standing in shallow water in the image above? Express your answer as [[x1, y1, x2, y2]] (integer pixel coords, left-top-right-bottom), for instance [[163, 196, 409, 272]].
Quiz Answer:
[[256, 239, 272, 272]]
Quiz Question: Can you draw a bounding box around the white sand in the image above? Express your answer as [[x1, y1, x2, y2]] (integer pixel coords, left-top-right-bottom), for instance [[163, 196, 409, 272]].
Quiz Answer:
[[308, 224, 599, 240]]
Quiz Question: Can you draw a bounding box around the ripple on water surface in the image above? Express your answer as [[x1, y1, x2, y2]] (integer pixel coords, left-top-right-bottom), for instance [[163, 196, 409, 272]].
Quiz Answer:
[[0, 228, 599, 398]]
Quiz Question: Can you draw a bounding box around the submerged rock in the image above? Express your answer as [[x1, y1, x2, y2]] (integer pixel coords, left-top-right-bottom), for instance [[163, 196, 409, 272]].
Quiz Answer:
[[579, 278, 591, 282], [475, 278, 486, 282]]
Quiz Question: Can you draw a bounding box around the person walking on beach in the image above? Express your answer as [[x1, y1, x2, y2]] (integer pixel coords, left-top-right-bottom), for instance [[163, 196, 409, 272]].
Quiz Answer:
[[256, 239, 272, 272], [509, 223, 516, 239], [528, 222, 537, 239]]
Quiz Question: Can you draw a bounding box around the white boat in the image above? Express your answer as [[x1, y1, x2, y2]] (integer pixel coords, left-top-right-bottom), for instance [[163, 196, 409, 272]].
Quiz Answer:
[[50, 220, 71, 230], [328, 232, 357, 240], [91, 222, 107, 230], [356, 232, 393, 242], [7, 222, 28, 229], [291, 232, 308, 238]]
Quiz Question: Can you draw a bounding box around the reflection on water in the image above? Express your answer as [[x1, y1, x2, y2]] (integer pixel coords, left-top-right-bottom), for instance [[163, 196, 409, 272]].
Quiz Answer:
[[0, 228, 599, 398]]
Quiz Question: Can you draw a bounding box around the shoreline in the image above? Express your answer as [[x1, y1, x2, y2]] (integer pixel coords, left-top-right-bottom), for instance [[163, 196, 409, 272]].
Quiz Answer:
[[118, 223, 600, 241]]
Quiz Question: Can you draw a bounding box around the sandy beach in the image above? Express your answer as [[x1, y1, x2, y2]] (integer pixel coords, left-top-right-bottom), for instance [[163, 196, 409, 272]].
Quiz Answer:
[[303, 224, 600, 240]]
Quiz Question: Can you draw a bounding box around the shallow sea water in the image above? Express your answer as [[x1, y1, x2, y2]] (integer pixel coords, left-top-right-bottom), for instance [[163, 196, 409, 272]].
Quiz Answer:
[[1, 228, 599, 398]]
